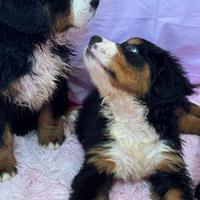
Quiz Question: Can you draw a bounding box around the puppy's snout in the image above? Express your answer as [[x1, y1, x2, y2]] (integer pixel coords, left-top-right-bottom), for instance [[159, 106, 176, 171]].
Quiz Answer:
[[90, 0, 100, 9], [89, 36, 102, 48]]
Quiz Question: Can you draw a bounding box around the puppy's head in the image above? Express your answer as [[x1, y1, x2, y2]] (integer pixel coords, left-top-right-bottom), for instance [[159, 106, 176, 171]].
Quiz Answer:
[[43, 0, 100, 33], [84, 36, 193, 104], [0, 0, 99, 34]]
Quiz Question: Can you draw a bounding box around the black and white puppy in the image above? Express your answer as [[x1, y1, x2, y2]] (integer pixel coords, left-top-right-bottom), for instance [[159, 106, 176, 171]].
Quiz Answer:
[[0, 0, 99, 181], [70, 36, 194, 200]]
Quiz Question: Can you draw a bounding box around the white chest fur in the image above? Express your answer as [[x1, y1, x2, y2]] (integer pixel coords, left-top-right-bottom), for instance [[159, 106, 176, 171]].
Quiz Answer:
[[3, 41, 69, 111], [101, 93, 173, 181]]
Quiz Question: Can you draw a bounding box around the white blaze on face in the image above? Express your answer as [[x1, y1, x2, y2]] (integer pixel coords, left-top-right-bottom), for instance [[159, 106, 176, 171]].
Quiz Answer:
[[71, 0, 97, 27], [83, 37, 119, 95], [83, 48, 108, 88], [91, 37, 118, 67]]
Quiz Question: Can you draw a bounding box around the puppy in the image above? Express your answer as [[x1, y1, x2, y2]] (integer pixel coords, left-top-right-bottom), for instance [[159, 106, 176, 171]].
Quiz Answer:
[[0, 0, 99, 181], [70, 36, 194, 200]]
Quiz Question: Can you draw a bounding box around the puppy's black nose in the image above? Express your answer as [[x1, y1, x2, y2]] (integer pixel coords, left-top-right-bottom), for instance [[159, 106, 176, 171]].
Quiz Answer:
[[89, 35, 102, 47], [90, 0, 100, 9]]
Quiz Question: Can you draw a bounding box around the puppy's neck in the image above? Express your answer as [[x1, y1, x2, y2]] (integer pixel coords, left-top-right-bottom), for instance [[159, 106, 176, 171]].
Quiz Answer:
[[101, 88, 148, 120]]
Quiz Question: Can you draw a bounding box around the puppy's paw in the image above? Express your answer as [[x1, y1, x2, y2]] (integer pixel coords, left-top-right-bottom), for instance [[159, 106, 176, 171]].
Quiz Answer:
[[38, 117, 66, 148], [0, 132, 17, 182], [43, 142, 60, 150], [0, 168, 17, 182]]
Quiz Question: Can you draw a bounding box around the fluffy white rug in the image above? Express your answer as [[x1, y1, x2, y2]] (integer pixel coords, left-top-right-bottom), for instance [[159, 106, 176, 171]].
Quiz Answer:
[[0, 91, 200, 200]]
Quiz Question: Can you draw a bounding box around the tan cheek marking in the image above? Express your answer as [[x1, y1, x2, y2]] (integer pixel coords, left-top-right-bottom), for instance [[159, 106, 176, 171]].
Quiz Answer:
[[53, 13, 73, 33], [109, 54, 150, 96], [156, 152, 184, 173], [164, 189, 183, 200], [0, 125, 16, 173], [87, 148, 116, 175], [44, 3, 72, 33]]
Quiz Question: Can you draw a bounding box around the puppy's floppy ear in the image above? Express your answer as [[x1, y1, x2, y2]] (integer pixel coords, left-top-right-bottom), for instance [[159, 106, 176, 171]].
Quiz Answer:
[[0, 0, 50, 34], [147, 47, 194, 105]]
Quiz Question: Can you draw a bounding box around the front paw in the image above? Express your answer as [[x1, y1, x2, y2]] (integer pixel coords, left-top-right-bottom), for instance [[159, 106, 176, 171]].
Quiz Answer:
[[0, 152, 17, 182], [0, 129, 17, 182], [38, 117, 66, 149], [0, 168, 17, 182]]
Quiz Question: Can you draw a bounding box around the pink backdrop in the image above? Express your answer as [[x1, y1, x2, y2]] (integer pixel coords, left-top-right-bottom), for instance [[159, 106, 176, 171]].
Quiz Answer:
[[68, 0, 200, 104]]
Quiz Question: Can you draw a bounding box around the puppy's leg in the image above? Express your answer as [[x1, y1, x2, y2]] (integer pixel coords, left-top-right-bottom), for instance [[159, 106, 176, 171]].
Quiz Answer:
[[38, 78, 71, 149], [37, 104, 66, 149], [70, 162, 113, 200], [149, 171, 193, 200], [178, 113, 200, 135], [150, 155, 193, 200], [50, 77, 79, 138], [188, 102, 200, 117], [176, 108, 200, 135], [0, 124, 16, 181]]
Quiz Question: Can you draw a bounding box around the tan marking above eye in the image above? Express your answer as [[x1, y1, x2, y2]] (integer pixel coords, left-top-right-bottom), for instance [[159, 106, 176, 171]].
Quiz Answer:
[[53, 13, 73, 33], [164, 189, 183, 200], [127, 38, 144, 46]]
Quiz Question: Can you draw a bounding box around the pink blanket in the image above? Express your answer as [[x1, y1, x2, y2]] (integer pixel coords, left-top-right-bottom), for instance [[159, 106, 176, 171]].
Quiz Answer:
[[0, 1, 200, 199]]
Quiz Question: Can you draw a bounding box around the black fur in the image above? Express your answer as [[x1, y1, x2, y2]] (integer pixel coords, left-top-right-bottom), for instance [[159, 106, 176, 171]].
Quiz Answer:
[[0, 0, 50, 34], [50, 76, 69, 119], [149, 170, 193, 199], [76, 90, 112, 150], [70, 162, 113, 200], [0, 23, 47, 91], [70, 38, 194, 199], [51, 41, 75, 64], [142, 39, 194, 106], [195, 183, 200, 200]]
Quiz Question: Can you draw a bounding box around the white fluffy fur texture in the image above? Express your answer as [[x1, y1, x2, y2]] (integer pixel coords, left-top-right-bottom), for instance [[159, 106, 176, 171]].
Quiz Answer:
[[100, 91, 177, 181], [0, 91, 199, 200], [3, 42, 69, 111], [71, 0, 97, 28]]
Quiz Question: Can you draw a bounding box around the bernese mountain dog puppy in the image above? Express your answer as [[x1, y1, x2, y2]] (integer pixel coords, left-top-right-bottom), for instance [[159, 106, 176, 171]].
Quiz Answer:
[[0, 0, 99, 181], [70, 36, 195, 200]]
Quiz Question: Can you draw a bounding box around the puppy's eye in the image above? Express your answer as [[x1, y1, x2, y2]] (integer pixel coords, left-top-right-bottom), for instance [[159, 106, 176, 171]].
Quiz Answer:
[[126, 45, 139, 54]]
